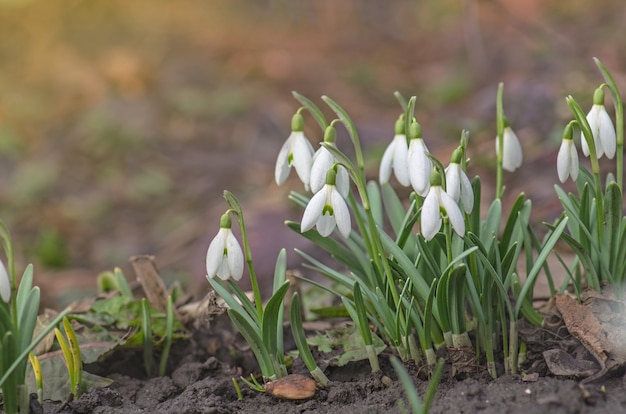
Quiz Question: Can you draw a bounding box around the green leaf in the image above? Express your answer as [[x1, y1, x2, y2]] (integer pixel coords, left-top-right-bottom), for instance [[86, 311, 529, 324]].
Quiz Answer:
[[261, 281, 290, 359], [367, 181, 383, 228], [228, 308, 274, 378]]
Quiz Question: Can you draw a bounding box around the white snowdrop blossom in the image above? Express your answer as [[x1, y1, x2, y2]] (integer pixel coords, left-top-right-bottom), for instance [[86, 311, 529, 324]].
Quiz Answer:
[[407, 121, 432, 197], [496, 125, 523, 172], [557, 124, 579, 183], [206, 214, 244, 281], [421, 173, 465, 241], [301, 170, 351, 238], [0, 259, 10, 303], [275, 113, 315, 190], [379, 117, 410, 186], [445, 148, 474, 214], [310, 126, 350, 196], [581, 88, 616, 159]]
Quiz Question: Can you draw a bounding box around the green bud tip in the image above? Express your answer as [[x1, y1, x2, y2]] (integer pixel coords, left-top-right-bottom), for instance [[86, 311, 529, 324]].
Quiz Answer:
[[325, 167, 337, 186], [593, 87, 605, 106], [291, 113, 304, 132], [450, 147, 463, 164], [219, 212, 232, 229], [503, 116, 510, 128], [409, 121, 422, 139], [429, 170, 442, 187], [323, 125, 337, 143], [394, 116, 405, 135], [562, 122, 574, 141]]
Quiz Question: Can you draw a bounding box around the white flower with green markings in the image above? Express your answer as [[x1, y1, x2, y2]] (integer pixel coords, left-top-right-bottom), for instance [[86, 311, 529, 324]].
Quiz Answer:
[[581, 87, 616, 159], [310, 125, 350, 195], [275, 112, 315, 190], [407, 121, 432, 197], [445, 147, 474, 214], [496, 120, 523, 172], [379, 116, 410, 186], [421, 171, 465, 241], [206, 213, 244, 281], [301, 168, 351, 238], [557, 123, 579, 183]]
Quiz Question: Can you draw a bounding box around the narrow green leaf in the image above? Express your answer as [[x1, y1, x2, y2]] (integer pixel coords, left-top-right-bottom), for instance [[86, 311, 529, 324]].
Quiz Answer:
[[228, 309, 274, 378], [261, 281, 290, 360]]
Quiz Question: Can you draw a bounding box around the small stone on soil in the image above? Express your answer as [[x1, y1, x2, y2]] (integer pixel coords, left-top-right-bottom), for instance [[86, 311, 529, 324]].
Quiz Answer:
[[263, 374, 317, 400]]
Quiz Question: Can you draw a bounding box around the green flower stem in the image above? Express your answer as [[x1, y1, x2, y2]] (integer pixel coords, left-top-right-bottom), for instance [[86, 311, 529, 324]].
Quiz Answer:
[[496, 82, 505, 200], [444, 221, 453, 263], [320, 99, 402, 312], [594, 58, 624, 191], [224, 191, 263, 322], [566, 97, 605, 249]]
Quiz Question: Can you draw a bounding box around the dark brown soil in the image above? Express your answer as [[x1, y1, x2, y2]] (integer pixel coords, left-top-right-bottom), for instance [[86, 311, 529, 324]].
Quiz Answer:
[[39, 338, 626, 414]]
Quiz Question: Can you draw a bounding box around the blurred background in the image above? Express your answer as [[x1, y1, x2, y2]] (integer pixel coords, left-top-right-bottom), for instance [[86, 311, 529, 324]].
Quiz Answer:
[[0, 0, 624, 307]]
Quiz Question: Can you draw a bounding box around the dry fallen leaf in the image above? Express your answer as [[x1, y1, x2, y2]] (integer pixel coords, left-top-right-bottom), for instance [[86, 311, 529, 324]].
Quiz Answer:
[[263, 374, 317, 400]]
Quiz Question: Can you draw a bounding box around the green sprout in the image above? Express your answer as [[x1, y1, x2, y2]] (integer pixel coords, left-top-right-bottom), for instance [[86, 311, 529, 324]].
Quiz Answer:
[[391, 357, 443, 414], [141, 298, 154, 377], [0, 220, 70, 414], [54, 317, 83, 399]]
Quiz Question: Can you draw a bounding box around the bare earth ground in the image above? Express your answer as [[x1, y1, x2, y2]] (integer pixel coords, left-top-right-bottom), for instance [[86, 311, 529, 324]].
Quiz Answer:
[[1, 1, 626, 413]]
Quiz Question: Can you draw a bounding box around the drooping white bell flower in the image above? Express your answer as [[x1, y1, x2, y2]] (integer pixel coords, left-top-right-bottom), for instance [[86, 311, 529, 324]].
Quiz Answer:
[[310, 125, 350, 197], [557, 123, 579, 183], [301, 169, 351, 238], [445, 147, 474, 214], [496, 120, 523, 172], [275, 112, 315, 190], [206, 213, 244, 281], [421, 171, 465, 241], [379, 116, 410, 186], [0, 259, 10, 303], [407, 121, 432, 197], [581, 87, 616, 160]]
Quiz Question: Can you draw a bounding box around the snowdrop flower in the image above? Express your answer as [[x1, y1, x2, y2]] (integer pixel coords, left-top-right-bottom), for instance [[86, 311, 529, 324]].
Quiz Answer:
[[496, 120, 523, 172], [0, 259, 9, 303], [310, 125, 350, 196], [407, 121, 432, 197], [206, 213, 244, 281], [379, 116, 410, 186], [275, 112, 315, 190], [421, 171, 465, 241], [301, 168, 351, 238], [557, 123, 579, 183], [581, 87, 616, 159], [445, 147, 474, 214]]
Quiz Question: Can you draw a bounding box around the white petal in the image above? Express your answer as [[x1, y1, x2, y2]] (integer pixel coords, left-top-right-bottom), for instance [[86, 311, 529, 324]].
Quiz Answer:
[[580, 131, 590, 157], [301, 188, 327, 233], [557, 140, 571, 183], [0, 260, 9, 303], [598, 107, 616, 159], [408, 139, 432, 196], [445, 164, 461, 202], [392, 135, 410, 186], [459, 170, 474, 214], [440, 189, 465, 237], [291, 132, 314, 189], [206, 229, 227, 279], [569, 144, 579, 181], [421, 187, 441, 241], [586, 107, 604, 158], [335, 166, 350, 198], [225, 230, 244, 281], [275, 138, 292, 185], [316, 213, 335, 237], [310, 147, 334, 194], [331, 188, 351, 238], [502, 128, 523, 172], [379, 140, 395, 184]]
